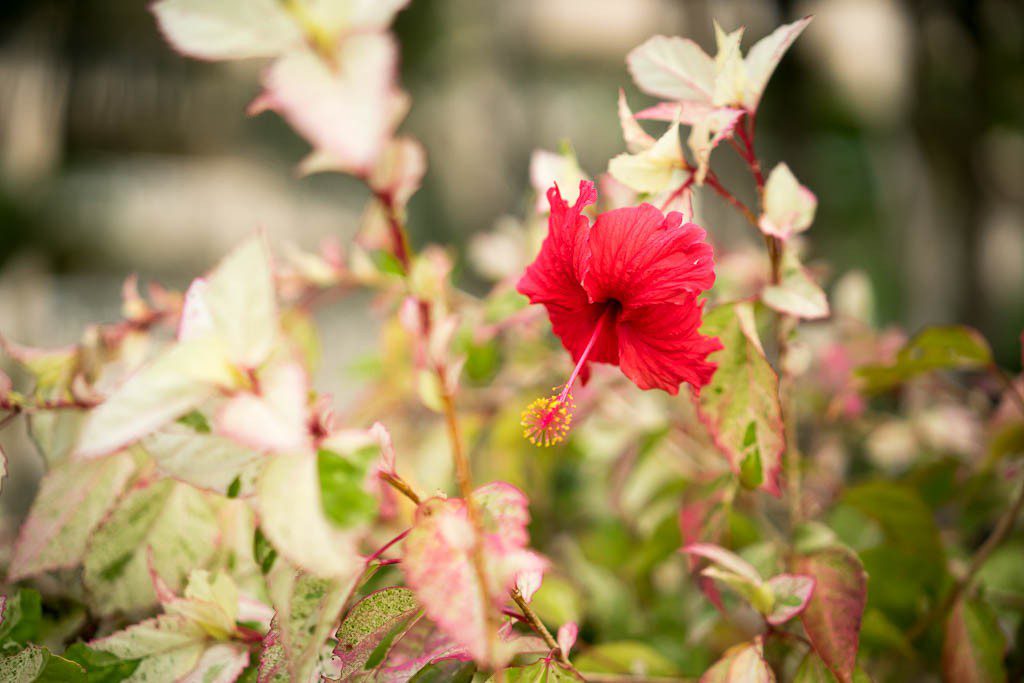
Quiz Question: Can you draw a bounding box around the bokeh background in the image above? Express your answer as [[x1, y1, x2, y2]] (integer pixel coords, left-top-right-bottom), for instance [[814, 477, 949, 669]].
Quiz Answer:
[[1, 0, 1022, 369]]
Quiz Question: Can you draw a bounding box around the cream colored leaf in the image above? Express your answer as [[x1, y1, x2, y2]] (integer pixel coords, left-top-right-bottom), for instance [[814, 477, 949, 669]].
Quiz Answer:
[[760, 163, 817, 239], [743, 17, 813, 111], [617, 90, 655, 154], [256, 452, 365, 578], [627, 35, 715, 103], [152, 0, 302, 61], [75, 339, 234, 459], [608, 120, 684, 194], [203, 234, 278, 368]]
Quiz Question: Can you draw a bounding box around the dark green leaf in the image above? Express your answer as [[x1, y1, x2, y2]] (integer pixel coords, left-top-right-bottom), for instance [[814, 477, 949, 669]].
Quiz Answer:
[[407, 658, 476, 682], [62, 643, 139, 683], [856, 326, 992, 392]]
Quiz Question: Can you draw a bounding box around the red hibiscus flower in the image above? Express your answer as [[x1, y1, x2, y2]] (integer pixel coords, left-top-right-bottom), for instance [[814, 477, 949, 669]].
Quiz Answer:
[[518, 180, 721, 445]]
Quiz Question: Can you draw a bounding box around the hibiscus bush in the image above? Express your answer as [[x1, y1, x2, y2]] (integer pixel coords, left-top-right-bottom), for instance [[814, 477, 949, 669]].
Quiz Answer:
[[1, 3, 1022, 682]]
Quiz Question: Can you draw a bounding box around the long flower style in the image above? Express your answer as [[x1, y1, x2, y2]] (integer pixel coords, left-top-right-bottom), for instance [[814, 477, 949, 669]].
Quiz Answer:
[[518, 180, 721, 445]]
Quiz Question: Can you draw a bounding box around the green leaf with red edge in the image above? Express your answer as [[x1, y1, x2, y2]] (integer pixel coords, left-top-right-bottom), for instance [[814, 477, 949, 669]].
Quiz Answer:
[[793, 651, 872, 682], [696, 302, 784, 496], [942, 596, 1007, 683], [332, 587, 419, 680], [856, 326, 992, 393], [701, 638, 775, 683], [795, 547, 868, 683]]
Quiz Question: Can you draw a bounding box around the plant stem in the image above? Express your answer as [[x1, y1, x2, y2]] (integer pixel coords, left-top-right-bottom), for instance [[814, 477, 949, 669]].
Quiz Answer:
[[907, 477, 1024, 641], [378, 471, 421, 505], [374, 190, 413, 273], [704, 172, 758, 227]]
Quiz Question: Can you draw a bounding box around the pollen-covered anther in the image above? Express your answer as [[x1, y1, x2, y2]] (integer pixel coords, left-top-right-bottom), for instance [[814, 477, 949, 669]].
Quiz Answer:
[[520, 391, 576, 447]]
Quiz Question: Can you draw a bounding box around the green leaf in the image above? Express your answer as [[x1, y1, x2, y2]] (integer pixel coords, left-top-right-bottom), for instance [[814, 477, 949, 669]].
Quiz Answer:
[[176, 410, 211, 433], [0, 646, 86, 683], [697, 302, 784, 496], [333, 587, 419, 679], [253, 528, 277, 575], [496, 658, 578, 682], [317, 448, 379, 529], [0, 590, 42, 646], [794, 651, 837, 682], [942, 597, 1007, 683], [842, 481, 946, 603], [62, 643, 139, 683], [572, 641, 678, 676], [408, 659, 476, 682], [856, 326, 993, 393]]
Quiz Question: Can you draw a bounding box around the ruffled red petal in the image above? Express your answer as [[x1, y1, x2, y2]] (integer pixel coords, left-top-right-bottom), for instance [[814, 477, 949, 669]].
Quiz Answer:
[[616, 297, 722, 395], [518, 181, 615, 381], [583, 204, 715, 308]]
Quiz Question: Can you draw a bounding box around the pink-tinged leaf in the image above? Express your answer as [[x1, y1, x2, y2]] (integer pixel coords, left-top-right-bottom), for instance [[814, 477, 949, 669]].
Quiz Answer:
[[635, 100, 715, 124], [795, 548, 867, 683], [0, 368, 11, 395], [682, 544, 762, 584], [679, 483, 729, 611], [177, 277, 213, 342], [367, 615, 470, 681], [557, 622, 578, 656], [743, 17, 813, 111], [180, 643, 249, 683], [701, 638, 775, 683], [371, 422, 397, 476], [216, 361, 312, 455], [765, 574, 815, 625], [151, 0, 302, 61], [515, 569, 543, 604], [696, 303, 784, 496], [401, 483, 547, 668], [250, 35, 401, 174], [942, 597, 1007, 683], [74, 338, 234, 459], [0, 443, 6, 496], [617, 90, 655, 154], [687, 106, 745, 184], [364, 137, 427, 209], [8, 452, 135, 581], [627, 35, 715, 103], [332, 587, 419, 680]]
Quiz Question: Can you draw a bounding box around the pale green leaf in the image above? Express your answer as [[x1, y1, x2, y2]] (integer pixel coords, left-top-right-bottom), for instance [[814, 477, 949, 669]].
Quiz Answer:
[[608, 120, 684, 194], [759, 163, 816, 240], [83, 480, 220, 616], [9, 452, 136, 581], [743, 17, 813, 111], [702, 639, 774, 682], [91, 614, 206, 683]]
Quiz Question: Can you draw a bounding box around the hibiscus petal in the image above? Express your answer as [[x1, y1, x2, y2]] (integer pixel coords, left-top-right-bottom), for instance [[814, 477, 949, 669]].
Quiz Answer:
[[584, 204, 716, 308], [616, 298, 722, 394], [518, 181, 614, 380]]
